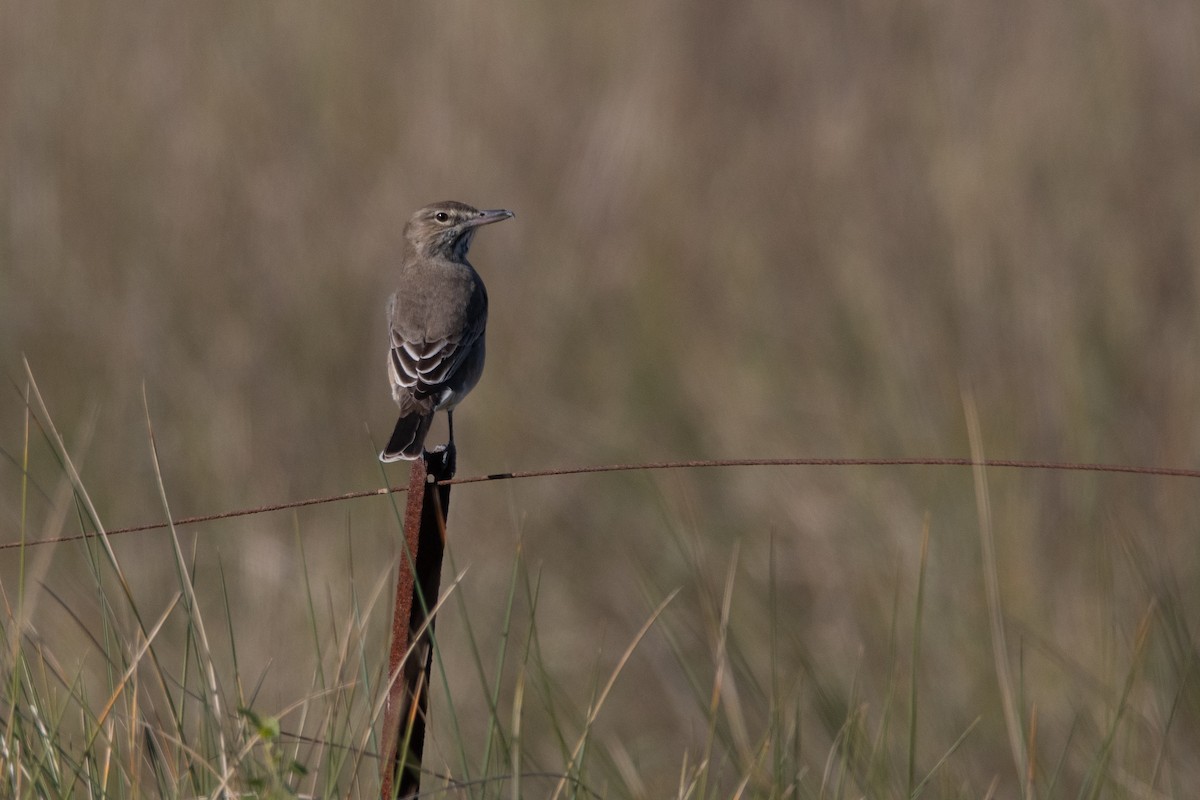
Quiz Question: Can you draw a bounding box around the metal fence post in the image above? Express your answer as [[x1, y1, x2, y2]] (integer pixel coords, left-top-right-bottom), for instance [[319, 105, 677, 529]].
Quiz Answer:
[[380, 446, 454, 799]]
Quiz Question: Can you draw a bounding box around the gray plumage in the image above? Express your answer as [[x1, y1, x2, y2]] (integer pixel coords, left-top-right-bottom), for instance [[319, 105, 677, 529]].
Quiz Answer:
[[380, 201, 513, 462]]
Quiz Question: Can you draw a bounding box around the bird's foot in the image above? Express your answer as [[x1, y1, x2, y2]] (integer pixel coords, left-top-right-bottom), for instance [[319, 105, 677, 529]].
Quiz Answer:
[[423, 441, 457, 478]]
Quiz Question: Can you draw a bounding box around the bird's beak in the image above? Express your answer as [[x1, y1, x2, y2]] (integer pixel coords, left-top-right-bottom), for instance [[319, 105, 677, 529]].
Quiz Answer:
[[464, 208, 515, 228]]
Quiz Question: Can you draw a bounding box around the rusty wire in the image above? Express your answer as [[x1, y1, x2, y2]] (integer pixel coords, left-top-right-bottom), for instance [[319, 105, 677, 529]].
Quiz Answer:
[[3, 456, 1198, 552]]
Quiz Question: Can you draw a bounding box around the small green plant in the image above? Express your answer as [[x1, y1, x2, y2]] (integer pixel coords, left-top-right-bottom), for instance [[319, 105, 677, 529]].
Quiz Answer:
[[238, 708, 307, 799]]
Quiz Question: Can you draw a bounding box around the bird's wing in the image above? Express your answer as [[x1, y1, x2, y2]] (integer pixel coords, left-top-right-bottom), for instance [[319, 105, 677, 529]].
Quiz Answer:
[[387, 314, 484, 404], [388, 332, 460, 394]]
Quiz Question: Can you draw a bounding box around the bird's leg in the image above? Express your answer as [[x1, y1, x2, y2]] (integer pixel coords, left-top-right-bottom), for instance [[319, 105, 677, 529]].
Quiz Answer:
[[425, 410, 457, 475]]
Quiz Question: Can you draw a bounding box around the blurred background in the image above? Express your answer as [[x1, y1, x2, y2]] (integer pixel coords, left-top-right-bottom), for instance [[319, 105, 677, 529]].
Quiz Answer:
[[2, 0, 1199, 794]]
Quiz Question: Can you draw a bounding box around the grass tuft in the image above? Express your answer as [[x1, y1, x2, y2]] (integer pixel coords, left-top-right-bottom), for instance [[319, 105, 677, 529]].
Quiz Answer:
[[2, 373, 1198, 797]]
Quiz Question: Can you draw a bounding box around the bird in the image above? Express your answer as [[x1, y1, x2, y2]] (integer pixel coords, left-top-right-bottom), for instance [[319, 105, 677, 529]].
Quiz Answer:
[[380, 201, 514, 462]]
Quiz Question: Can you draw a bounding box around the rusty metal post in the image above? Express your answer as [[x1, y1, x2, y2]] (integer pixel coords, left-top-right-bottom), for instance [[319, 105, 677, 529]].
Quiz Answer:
[[380, 446, 454, 799]]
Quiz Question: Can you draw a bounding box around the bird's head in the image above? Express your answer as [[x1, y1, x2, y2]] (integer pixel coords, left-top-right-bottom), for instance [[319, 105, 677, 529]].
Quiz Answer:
[[404, 201, 514, 261]]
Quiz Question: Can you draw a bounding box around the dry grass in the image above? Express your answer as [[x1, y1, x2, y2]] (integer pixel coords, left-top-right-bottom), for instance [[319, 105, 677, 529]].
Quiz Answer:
[[2, 0, 1200, 796]]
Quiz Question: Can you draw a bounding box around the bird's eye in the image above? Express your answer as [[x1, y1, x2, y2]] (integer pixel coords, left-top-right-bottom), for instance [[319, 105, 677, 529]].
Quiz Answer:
[[434, 212, 450, 223]]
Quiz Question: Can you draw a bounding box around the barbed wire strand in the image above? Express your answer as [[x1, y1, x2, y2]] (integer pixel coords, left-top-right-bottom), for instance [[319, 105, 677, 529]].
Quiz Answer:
[[4, 456, 1198, 552]]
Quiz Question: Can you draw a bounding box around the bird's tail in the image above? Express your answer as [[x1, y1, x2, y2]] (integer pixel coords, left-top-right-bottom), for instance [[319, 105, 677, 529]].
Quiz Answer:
[[379, 413, 433, 462]]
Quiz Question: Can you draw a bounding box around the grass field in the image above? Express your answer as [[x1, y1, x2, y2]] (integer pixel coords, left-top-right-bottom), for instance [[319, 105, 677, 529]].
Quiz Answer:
[[2, 1, 1199, 796]]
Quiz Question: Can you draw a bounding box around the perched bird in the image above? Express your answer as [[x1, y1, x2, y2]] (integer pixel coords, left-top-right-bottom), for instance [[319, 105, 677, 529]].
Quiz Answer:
[[380, 201, 514, 462]]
